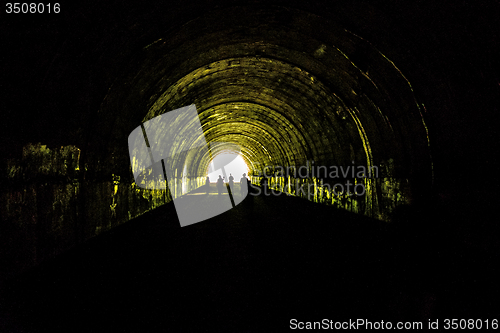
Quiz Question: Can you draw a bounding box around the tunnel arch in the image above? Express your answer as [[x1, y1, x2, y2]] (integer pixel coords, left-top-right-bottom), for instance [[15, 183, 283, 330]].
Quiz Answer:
[[86, 3, 432, 220]]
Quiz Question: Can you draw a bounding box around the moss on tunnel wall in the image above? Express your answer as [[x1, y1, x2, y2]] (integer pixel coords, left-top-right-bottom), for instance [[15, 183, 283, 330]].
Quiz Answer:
[[250, 167, 412, 221], [0, 142, 415, 281], [0, 143, 192, 282]]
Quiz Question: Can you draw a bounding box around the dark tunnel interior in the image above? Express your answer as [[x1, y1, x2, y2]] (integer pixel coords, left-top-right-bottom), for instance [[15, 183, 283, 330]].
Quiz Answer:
[[1, 0, 499, 331]]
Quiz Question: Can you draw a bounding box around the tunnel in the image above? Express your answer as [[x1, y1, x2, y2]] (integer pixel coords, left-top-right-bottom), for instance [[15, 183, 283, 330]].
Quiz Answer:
[[1, 0, 498, 331]]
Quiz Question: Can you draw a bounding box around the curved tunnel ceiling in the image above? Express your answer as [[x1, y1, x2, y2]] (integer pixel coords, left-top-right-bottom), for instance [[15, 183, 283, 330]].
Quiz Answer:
[[88, 5, 432, 197]]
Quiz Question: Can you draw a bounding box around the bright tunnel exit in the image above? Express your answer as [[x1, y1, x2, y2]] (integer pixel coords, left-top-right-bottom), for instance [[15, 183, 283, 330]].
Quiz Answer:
[[206, 153, 249, 183]]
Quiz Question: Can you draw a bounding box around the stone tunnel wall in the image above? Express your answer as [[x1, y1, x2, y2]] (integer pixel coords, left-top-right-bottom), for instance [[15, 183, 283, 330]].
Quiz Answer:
[[1, 142, 411, 281], [0, 143, 204, 282], [250, 159, 412, 221]]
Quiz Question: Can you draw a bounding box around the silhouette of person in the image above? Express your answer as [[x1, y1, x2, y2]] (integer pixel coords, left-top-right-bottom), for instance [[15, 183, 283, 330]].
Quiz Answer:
[[228, 173, 234, 192], [240, 173, 249, 196], [216, 175, 224, 195], [205, 176, 210, 194]]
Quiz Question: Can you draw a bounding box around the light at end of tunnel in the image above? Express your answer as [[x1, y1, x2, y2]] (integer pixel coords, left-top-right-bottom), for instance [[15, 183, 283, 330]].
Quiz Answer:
[[206, 153, 249, 183]]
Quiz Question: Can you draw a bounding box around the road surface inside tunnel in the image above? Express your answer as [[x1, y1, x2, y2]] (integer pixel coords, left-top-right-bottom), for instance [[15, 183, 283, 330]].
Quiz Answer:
[[1, 186, 498, 332]]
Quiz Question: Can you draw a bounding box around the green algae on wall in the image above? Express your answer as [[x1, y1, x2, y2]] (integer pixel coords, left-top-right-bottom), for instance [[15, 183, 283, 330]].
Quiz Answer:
[[0, 143, 172, 282]]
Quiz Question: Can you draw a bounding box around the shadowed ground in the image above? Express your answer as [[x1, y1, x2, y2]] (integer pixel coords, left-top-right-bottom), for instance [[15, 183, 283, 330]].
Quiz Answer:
[[173, 183, 244, 226], [1, 185, 498, 332]]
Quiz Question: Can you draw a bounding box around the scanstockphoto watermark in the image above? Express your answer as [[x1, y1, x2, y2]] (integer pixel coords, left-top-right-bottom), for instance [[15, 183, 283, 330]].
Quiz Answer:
[[251, 160, 379, 198]]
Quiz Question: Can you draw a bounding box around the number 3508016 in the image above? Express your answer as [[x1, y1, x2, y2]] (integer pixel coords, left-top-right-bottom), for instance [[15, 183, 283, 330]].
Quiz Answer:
[[6, 3, 60, 13]]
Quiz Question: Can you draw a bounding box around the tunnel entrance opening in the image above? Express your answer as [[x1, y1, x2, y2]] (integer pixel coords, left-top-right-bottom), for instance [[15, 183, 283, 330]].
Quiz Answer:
[[181, 164, 188, 195], [206, 151, 250, 183]]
